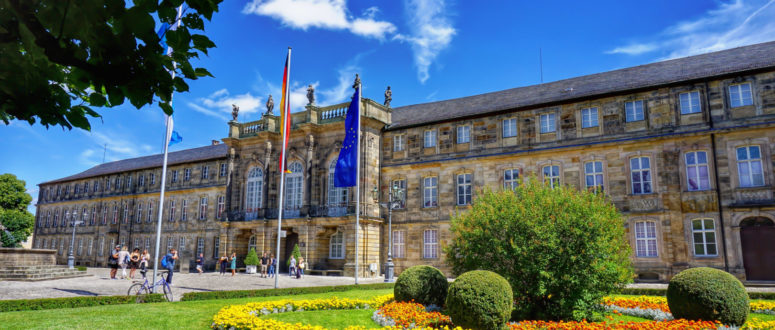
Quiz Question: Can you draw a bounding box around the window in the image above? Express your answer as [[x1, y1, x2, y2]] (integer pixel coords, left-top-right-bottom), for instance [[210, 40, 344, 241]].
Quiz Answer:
[[393, 230, 405, 258], [82, 207, 89, 225], [729, 83, 753, 108], [246, 167, 264, 212], [181, 199, 188, 221], [150, 173, 156, 185], [83, 182, 88, 193], [393, 134, 405, 152], [423, 177, 438, 207], [122, 202, 128, 223], [127, 175, 132, 188], [167, 237, 173, 251], [147, 202, 153, 223], [139, 175, 145, 186], [456, 174, 472, 205], [285, 162, 304, 209], [635, 221, 658, 257], [502, 118, 517, 138], [45, 211, 50, 227], [105, 179, 110, 190], [179, 237, 185, 252], [424, 130, 437, 148], [581, 107, 599, 128], [202, 166, 209, 179], [247, 236, 256, 253], [220, 163, 227, 177], [217, 196, 225, 218], [169, 200, 176, 221], [77, 238, 83, 256], [88, 238, 93, 256], [503, 169, 519, 190], [53, 210, 59, 227], [630, 157, 653, 194], [74, 184, 80, 194], [112, 205, 118, 224], [197, 237, 205, 256], [171, 170, 178, 183], [213, 237, 220, 258], [328, 160, 349, 206], [585, 161, 604, 192], [680, 91, 701, 114], [136, 203, 143, 223], [94, 181, 100, 192], [90, 206, 96, 225], [145, 238, 151, 252], [423, 230, 438, 259], [543, 165, 560, 188], [692, 219, 717, 256], [329, 231, 345, 259], [737, 146, 764, 187], [392, 179, 406, 208], [101, 207, 107, 225], [116, 177, 122, 189], [685, 151, 710, 191], [457, 125, 470, 144], [540, 113, 556, 133], [134, 238, 141, 251], [199, 197, 208, 220], [184, 168, 191, 181], [64, 186, 69, 196]]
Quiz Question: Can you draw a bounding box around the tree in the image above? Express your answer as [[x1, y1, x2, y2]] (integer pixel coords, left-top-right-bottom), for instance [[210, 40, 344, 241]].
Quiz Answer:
[[287, 243, 301, 267], [244, 248, 259, 266], [0, 174, 35, 247], [445, 179, 633, 321], [0, 0, 222, 130]]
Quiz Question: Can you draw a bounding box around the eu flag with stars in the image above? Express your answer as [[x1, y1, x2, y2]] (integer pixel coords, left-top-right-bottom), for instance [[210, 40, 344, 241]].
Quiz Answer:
[[334, 87, 360, 187]]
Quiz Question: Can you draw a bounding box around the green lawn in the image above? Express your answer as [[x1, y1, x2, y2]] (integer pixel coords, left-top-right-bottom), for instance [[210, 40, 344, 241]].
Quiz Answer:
[[265, 309, 377, 329], [0, 288, 392, 330]]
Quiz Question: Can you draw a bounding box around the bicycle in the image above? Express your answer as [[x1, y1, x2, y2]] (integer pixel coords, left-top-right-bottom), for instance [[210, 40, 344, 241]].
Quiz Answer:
[[127, 269, 173, 302]]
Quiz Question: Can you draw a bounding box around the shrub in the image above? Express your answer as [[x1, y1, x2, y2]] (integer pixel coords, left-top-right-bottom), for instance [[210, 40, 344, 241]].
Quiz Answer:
[[244, 248, 259, 266], [286, 243, 301, 267], [394, 265, 448, 306], [446, 180, 633, 321], [76, 266, 87, 271], [446, 270, 513, 330], [0, 294, 165, 312], [180, 282, 394, 301], [667, 267, 749, 326]]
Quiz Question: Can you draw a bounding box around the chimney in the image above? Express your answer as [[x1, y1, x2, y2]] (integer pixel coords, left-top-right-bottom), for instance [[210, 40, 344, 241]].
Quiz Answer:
[[212, 140, 220, 145]]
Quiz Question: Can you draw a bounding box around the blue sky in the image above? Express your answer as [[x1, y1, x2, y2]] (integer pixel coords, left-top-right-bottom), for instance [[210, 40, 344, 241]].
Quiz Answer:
[[4, 0, 775, 210]]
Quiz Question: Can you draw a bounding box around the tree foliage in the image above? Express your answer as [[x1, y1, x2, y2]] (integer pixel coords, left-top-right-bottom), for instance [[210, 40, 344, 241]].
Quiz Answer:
[[667, 267, 749, 326], [0, 174, 35, 247], [445, 179, 633, 321], [244, 248, 259, 266], [0, 0, 222, 130], [287, 243, 301, 266]]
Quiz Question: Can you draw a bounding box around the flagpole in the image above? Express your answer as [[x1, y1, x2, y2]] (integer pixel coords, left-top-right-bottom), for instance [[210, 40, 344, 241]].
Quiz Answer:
[[355, 80, 362, 285], [152, 5, 183, 293], [275, 47, 291, 289]]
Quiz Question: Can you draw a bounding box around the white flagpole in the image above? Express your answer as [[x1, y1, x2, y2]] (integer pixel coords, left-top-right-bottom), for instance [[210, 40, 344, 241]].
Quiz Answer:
[[355, 81, 362, 285], [152, 5, 183, 293], [275, 47, 291, 289]]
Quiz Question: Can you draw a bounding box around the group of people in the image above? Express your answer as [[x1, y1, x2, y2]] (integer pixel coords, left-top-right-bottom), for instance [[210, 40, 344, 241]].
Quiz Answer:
[[218, 253, 238, 276], [288, 255, 305, 279], [107, 245, 151, 280]]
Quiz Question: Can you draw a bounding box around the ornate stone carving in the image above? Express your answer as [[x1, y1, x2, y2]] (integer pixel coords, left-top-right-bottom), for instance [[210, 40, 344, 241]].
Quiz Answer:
[[629, 198, 660, 212], [231, 104, 239, 121], [384, 86, 392, 107], [306, 85, 315, 105], [265, 95, 274, 115], [352, 74, 361, 89]]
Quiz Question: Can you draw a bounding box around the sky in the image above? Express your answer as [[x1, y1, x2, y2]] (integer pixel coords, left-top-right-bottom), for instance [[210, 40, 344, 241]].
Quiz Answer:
[[4, 0, 775, 212]]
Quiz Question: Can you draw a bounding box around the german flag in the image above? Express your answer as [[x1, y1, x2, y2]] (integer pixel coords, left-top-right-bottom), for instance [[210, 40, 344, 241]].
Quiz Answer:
[[278, 48, 292, 174]]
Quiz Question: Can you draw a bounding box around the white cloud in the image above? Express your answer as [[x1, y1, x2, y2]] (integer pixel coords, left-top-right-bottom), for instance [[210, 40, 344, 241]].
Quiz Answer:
[[319, 64, 360, 104], [188, 89, 264, 122], [78, 131, 153, 167], [607, 0, 775, 59], [394, 0, 456, 83], [242, 0, 396, 40]]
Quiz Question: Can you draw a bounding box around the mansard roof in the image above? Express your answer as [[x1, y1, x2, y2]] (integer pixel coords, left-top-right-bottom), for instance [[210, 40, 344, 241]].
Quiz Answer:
[[389, 40, 775, 130], [41, 144, 228, 185]]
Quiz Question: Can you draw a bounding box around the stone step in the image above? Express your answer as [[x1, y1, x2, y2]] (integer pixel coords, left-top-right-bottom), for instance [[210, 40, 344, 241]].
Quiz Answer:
[[0, 272, 90, 281]]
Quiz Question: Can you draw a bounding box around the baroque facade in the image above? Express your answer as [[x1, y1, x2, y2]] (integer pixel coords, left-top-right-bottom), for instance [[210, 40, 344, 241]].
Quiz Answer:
[[34, 41, 775, 281]]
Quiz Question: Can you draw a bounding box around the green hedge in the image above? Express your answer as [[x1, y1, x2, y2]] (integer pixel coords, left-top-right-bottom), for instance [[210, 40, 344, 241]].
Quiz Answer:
[[0, 294, 166, 312], [394, 265, 448, 306], [667, 267, 749, 326], [180, 282, 394, 301], [618, 288, 775, 300]]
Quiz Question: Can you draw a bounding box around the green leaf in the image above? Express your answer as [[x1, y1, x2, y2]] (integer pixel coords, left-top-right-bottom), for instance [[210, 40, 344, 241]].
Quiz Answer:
[[89, 93, 107, 107], [173, 77, 189, 92], [160, 101, 173, 115], [194, 67, 213, 77]]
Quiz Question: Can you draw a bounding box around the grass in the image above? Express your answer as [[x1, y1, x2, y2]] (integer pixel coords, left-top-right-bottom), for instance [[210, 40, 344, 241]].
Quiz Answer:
[[265, 309, 377, 329], [0, 288, 393, 330]]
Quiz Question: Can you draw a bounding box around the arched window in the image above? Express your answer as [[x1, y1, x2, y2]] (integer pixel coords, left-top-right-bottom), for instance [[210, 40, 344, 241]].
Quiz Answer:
[[245, 167, 263, 213], [248, 235, 257, 253], [329, 231, 345, 259], [328, 160, 348, 206], [285, 162, 304, 209]]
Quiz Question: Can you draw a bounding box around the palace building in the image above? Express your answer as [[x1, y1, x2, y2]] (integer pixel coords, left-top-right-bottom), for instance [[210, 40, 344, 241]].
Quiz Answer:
[[33, 41, 775, 282]]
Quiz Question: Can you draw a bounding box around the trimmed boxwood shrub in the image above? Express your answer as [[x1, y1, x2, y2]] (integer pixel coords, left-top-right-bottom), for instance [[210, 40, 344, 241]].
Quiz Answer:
[[667, 267, 749, 326], [0, 294, 165, 312], [181, 282, 394, 301], [446, 270, 513, 330], [394, 265, 448, 306]]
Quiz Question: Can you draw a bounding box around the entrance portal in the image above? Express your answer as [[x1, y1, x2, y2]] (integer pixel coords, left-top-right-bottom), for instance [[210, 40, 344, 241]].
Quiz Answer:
[[281, 232, 299, 273], [740, 217, 775, 281]]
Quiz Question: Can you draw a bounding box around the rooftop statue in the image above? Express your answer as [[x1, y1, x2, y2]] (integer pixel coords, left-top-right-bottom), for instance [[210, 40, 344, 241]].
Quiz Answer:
[[384, 86, 392, 107], [265, 95, 274, 115], [306, 85, 315, 105], [231, 104, 239, 121]]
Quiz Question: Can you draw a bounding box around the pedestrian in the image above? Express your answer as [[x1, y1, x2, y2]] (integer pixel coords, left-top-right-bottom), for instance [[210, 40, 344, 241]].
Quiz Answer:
[[298, 256, 305, 279], [108, 245, 120, 279], [268, 254, 276, 278], [289, 255, 297, 278], [140, 249, 150, 278], [230, 252, 237, 276], [260, 252, 268, 278], [164, 248, 178, 285], [118, 246, 130, 279], [129, 248, 141, 279], [196, 253, 204, 274], [219, 254, 228, 276]]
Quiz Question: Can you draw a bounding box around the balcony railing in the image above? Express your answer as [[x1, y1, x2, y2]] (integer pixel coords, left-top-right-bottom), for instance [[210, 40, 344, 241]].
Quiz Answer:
[[226, 205, 355, 221]]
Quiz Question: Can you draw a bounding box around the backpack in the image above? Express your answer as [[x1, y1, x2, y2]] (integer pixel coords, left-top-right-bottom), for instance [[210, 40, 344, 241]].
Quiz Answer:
[[161, 255, 169, 268]]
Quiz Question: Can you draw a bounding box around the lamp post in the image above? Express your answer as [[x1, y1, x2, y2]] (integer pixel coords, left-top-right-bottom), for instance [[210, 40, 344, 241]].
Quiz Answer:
[[67, 219, 84, 269], [374, 183, 403, 282]]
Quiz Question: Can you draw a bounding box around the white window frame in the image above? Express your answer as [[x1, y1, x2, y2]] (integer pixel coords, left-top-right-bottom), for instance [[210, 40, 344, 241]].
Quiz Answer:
[[147, 202, 153, 223], [285, 162, 304, 210], [220, 163, 227, 177], [145, 238, 151, 252], [679, 91, 701, 114], [213, 237, 220, 258], [201, 166, 209, 179], [167, 237, 173, 251], [685, 151, 710, 191], [197, 237, 205, 256], [392, 230, 405, 258], [136, 203, 143, 223], [150, 173, 156, 185], [77, 238, 83, 256], [584, 161, 604, 192], [184, 168, 191, 181], [329, 231, 345, 259], [248, 236, 257, 253], [88, 238, 93, 256], [630, 157, 653, 195], [199, 197, 208, 220], [393, 134, 405, 152], [423, 229, 438, 259], [181, 199, 188, 221], [456, 125, 470, 144], [543, 165, 560, 189], [692, 219, 718, 257], [581, 107, 599, 128], [634, 221, 658, 257], [217, 196, 225, 218], [736, 145, 765, 187], [245, 167, 264, 212], [122, 202, 128, 223], [179, 237, 186, 252], [423, 130, 437, 148], [139, 175, 145, 186], [392, 179, 406, 208], [624, 100, 644, 122], [502, 118, 517, 138], [540, 113, 556, 133], [729, 83, 753, 108], [423, 177, 438, 208], [168, 200, 176, 222], [171, 170, 178, 183], [456, 173, 472, 205], [328, 160, 349, 206]]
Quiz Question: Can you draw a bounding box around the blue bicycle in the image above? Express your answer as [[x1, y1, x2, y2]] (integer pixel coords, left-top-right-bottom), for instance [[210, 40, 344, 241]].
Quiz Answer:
[[127, 269, 173, 302]]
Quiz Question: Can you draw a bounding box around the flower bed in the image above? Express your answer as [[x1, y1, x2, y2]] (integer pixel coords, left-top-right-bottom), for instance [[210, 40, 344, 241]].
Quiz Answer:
[[508, 319, 720, 329], [372, 301, 453, 328], [603, 295, 775, 317]]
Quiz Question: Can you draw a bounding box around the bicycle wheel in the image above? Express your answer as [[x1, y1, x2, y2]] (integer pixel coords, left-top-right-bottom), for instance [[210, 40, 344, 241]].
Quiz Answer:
[[162, 283, 173, 302], [127, 283, 149, 303]]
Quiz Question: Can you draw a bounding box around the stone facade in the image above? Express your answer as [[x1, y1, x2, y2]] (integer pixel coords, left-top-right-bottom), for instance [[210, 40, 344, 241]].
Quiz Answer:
[[32, 42, 775, 281]]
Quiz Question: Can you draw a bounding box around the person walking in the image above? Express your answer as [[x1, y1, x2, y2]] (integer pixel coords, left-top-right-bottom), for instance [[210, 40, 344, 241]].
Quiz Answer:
[[297, 257, 305, 279], [230, 252, 237, 276], [268, 254, 276, 278], [108, 245, 120, 279], [289, 255, 297, 278], [219, 254, 228, 276], [260, 252, 268, 278], [129, 248, 141, 279], [164, 248, 178, 285], [196, 253, 204, 274], [117, 246, 130, 279], [140, 249, 150, 278]]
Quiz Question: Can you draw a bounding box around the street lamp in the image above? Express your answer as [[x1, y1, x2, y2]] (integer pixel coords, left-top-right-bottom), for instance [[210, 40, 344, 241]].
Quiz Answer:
[[67, 219, 84, 269], [375, 183, 403, 282]]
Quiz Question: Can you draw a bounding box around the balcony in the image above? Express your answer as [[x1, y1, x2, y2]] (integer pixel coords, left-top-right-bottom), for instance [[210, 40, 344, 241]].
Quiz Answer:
[[227, 204, 355, 221]]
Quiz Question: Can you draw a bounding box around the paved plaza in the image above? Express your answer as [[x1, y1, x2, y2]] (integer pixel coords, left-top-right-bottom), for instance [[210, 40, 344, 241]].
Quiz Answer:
[[0, 268, 385, 301]]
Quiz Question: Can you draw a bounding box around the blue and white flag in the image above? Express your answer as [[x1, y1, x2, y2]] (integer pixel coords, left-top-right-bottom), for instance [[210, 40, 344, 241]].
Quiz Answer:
[[169, 131, 182, 146], [334, 87, 360, 187]]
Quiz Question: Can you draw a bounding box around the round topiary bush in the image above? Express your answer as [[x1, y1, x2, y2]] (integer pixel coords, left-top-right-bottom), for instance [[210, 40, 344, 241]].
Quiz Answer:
[[446, 270, 513, 330], [394, 265, 448, 306], [667, 267, 749, 326]]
